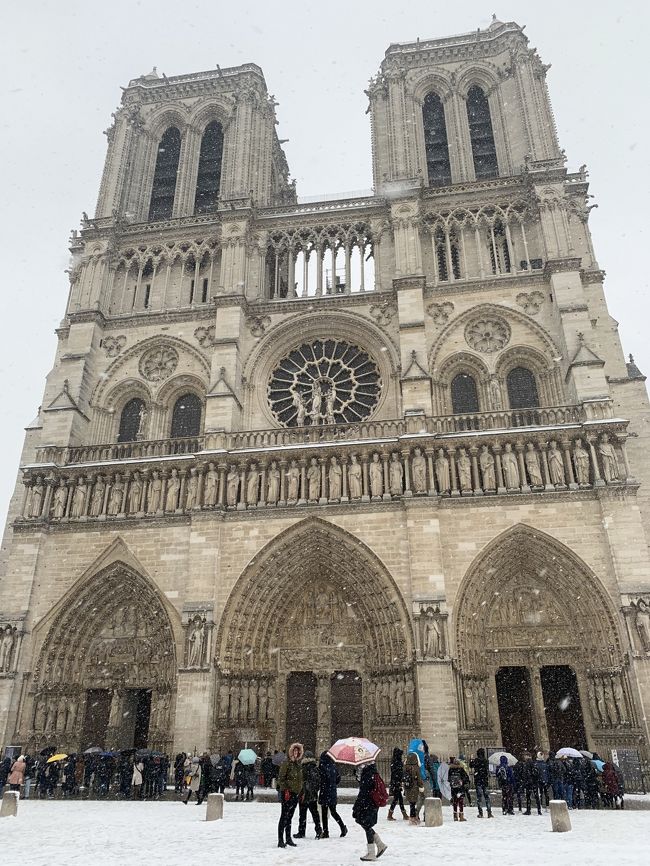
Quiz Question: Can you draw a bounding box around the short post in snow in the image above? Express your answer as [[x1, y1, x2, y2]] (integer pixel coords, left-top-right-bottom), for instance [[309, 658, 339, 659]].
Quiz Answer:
[[549, 799, 571, 832], [206, 792, 224, 821], [0, 791, 19, 818], [424, 797, 443, 827]]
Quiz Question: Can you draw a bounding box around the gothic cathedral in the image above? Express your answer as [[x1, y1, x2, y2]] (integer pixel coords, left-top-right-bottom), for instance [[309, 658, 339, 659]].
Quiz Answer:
[[2, 19, 650, 774]]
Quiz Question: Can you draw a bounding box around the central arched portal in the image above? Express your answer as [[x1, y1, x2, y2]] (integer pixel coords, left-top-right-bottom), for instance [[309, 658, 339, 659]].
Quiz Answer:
[[214, 518, 416, 754]]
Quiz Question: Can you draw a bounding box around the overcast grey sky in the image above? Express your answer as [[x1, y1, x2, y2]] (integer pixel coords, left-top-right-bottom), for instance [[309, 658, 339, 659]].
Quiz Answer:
[[1, 1, 648, 523]]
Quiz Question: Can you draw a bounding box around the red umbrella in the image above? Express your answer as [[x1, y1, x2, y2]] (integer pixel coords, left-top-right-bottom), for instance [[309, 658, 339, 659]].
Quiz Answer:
[[327, 737, 380, 766]]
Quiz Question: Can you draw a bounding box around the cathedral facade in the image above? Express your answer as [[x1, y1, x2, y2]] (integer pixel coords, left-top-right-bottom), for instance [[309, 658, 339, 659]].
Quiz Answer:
[[2, 19, 650, 775]]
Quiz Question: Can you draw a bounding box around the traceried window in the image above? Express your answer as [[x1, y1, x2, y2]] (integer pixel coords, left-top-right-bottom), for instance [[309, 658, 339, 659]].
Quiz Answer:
[[467, 86, 498, 179], [170, 393, 202, 438], [268, 340, 382, 427], [423, 92, 451, 187], [488, 220, 511, 275], [118, 398, 146, 443], [451, 373, 480, 414], [148, 127, 181, 221], [433, 226, 461, 282], [506, 367, 540, 409], [194, 121, 224, 214]]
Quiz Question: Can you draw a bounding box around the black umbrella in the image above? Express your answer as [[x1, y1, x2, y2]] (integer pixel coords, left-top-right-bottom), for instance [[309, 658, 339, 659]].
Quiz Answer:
[[135, 748, 153, 758], [39, 746, 57, 757], [272, 752, 286, 766]]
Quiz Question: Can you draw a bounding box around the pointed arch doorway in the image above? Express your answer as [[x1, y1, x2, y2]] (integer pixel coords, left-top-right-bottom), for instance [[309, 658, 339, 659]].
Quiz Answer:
[[454, 525, 641, 758], [214, 518, 416, 754]]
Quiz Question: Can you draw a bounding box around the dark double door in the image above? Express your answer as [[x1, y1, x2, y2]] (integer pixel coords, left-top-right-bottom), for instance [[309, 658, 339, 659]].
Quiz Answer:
[[80, 688, 151, 750], [285, 670, 363, 752]]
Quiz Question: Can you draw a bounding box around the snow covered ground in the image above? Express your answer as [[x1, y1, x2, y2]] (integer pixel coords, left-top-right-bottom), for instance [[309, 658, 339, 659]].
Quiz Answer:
[[2, 799, 649, 866]]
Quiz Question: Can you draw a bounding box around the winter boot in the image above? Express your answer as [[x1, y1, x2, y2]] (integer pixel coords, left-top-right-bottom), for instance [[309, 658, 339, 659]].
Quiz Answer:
[[387, 808, 396, 821], [373, 832, 387, 858], [487, 810, 494, 818], [459, 813, 467, 822], [285, 829, 297, 848], [401, 809, 408, 820], [340, 823, 348, 837], [360, 843, 376, 861], [320, 831, 329, 839], [477, 809, 483, 818], [293, 832, 305, 838], [278, 831, 286, 849], [453, 812, 458, 822]]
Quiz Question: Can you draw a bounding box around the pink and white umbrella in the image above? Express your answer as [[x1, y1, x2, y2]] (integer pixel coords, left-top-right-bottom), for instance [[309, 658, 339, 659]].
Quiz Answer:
[[327, 737, 381, 766]]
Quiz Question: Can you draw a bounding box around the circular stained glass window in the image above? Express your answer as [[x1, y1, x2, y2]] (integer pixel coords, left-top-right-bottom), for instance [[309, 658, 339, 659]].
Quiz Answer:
[[268, 340, 382, 427]]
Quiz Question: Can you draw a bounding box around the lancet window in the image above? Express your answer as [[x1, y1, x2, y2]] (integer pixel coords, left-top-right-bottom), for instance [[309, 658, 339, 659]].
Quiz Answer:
[[451, 373, 480, 414], [432, 226, 461, 282], [118, 398, 146, 443], [422, 92, 451, 187], [148, 127, 181, 221], [194, 121, 224, 214], [506, 367, 539, 410], [466, 86, 498, 179], [170, 393, 202, 438]]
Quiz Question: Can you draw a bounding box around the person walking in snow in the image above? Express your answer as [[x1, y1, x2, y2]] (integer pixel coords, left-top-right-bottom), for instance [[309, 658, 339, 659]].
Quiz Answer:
[[496, 755, 514, 815], [469, 748, 493, 818], [403, 751, 423, 824], [448, 756, 469, 822], [277, 743, 304, 848], [521, 753, 541, 815], [318, 751, 348, 838], [8, 755, 26, 793], [387, 747, 407, 821], [132, 760, 144, 799], [183, 759, 201, 804], [352, 760, 387, 861], [294, 751, 323, 838], [232, 759, 246, 801]]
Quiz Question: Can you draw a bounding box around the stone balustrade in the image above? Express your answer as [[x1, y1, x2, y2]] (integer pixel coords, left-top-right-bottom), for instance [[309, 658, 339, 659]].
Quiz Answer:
[[19, 421, 633, 524]]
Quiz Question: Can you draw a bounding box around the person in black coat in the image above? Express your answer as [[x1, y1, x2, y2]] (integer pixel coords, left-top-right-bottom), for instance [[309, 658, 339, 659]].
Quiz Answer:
[[295, 752, 323, 838], [521, 753, 541, 815], [469, 748, 493, 818], [387, 747, 407, 821], [318, 752, 347, 838], [261, 752, 274, 787], [352, 761, 387, 861]]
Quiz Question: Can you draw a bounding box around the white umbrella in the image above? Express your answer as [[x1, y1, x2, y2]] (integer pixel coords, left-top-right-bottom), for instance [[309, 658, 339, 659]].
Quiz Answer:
[[579, 750, 593, 759], [437, 762, 451, 800], [556, 747, 583, 759], [488, 751, 518, 767]]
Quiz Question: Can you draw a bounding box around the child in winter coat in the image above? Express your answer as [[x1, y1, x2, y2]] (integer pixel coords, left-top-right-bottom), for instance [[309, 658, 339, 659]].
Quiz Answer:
[[448, 757, 470, 822]]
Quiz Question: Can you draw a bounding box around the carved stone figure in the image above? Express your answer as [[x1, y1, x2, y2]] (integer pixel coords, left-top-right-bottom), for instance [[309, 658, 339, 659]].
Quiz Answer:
[[258, 681, 268, 720], [411, 447, 426, 493], [307, 458, 320, 500], [525, 443, 543, 487], [267, 461, 280, 503], [325, 387, 336, 425], [128, 471, 143, 513], [108, 474, 124, 515], [246, 463, 259, 505], [587, 679, 600, 725], [479, 445, 495, 490], [226, 465, 239, 506], [204, 463, 218, 507], [369, 453, 383, 497], [611, 676, 627, 724], [465, 685, 476, 726], [29, 477, 44, 517], [329, 456, 342, 500], [148, 471, 162, 513], [388, 675, 398, 713], [187, 616, 206, 668], [287, 460, 300, 501], [239, 678, 249, 720], [53, 480, 68, 518], [218, 682, 230, 718], [396, 676, 406, 717], [248, 679, 258, 720], [477, 681, 488, 727], [0, 625, 16, 672], [90, 475, 106, 516], [573, 439, 591, 485], [435, 449, 450, 493], [457, 448, 472, 492], [389, 452, 403, 495], [548, 441, 565, 486], [599, 434, 620, 482], [310, 380, 322, 425], [489, 375, 503, 410], [502, 444, 520, 489], [635, 599, 650, 652], [185, 470, 198, 510], [165, 468, 180, 511], [373, 681, 382, 719], [267, 683, 276, 720], [348, 454, 362, 499], [292, 390, 306, 426], [317, 679, 329, 724], [71, 476, 87, 518], [595, 677, 610, 726], [423, 610, 442, 658], [405, 676, 415, 717], [136, 402, 148, 440]]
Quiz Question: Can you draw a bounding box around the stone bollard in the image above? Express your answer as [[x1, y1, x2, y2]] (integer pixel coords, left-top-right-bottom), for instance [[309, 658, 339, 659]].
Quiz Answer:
[[206, 792, 224, 821], [0, 791, 19, 818], [549, 799, 571, 832], [424, 797, 443, 827]]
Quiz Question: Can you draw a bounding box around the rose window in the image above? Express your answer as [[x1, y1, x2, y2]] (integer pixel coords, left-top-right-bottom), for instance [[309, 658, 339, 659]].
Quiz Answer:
[[139, 345, 179, 382], [464, 316, 511, 353], [268, 340, 382, 427]]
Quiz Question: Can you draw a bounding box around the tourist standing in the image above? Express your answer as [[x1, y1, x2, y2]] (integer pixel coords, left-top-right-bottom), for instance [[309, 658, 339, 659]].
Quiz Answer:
[[496, 756, 514, 815], [403, 751, 423, 824], [469, 748, 493, 818], [183, 759, 201, 804], [387, 747, 407, 821], [294, 751, 323, 838], [352, 760, 387, 861], [277, 743, 304, 848], [448, 756, 469, 822], [132, 761, 144, 799], [318, 751, 348, 838], [8, 755, 26, 793], [521, 753, 542, 815]]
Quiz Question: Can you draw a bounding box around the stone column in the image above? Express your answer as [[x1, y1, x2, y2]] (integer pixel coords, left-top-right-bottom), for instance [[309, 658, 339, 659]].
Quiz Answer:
[[529, 666, 550, 751]]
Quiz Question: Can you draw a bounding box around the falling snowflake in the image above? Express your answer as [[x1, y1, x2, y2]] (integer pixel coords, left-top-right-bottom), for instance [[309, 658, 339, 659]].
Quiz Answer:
[[558, 695, 572, 711]]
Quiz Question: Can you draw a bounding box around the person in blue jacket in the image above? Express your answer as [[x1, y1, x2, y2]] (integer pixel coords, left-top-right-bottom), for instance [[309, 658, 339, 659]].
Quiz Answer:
[[496, 755, 514, 815]]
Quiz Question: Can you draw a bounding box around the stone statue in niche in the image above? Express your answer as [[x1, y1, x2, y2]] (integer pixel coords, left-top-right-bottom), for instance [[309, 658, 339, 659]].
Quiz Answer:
[[634, 598, 650, 652], [317, 678, 329, 724], [203, 463, 218, 507], [267, 683, 276, 720], [239, 679, 249, 720], [148, 471, 162, 513], [348, 454, 362, 499], [479, 445, 495, 490], [411, 447, 426, 493], [422, 607, 443, 658], [310, 380, 322, 425], [267, 461, 280, 504], [292, 390, 307, 427], [187, 615, 206, 668], [389, 452, 403, 495], [525, 443, 543, 487], [435, 449, 450, 493], [90, 475, 106, 516], [29, 476, 44, 518], [465, 684, 476, 726], [587, 679, 600, 725], [248, 679, 258, 719], [0, 625, 17, 673], [287, 460, 300, 502], [307, 457, 320, 500], [258, 680, 268, 720], [165, 468, 180, 511], [599, 434, 620, 482], [489, 375, 503, 411], [136, 402, 148, 440], [218, 682, 230, 718], [405, 675, 415, 717], [369, 452, 383, 497], [595, 677, 610, 726], [502, 443, 520, 489], [325, 387, 336, 425], [185, 470, 198, 510], [389, 675, 398, 712], [71, 476, 87, 518], [396, 676, 406, 717], [611, 675, 627, 724], [53, 480, 68, 518], [226, 465, 239, 506], [548, 441, 565, 486], [477, 680, 488, 727], [329, 456, 342, 500], [108, 473, 124, 515], [246, 463, 259, 505], [457, 448, 472, 492], [128, 471, 143, 513], [573, 439, 590, 485]]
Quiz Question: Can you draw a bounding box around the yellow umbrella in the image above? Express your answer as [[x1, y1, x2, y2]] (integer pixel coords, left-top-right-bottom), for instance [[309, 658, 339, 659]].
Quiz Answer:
[[46, 753, 68, 763]]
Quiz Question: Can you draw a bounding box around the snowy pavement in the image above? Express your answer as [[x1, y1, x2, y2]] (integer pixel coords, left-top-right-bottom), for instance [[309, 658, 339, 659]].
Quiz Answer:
[[2, 799, 649, 866]]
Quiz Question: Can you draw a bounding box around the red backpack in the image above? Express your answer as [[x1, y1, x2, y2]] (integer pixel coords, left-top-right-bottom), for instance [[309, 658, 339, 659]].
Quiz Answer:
[[370, 771, 389, 807]]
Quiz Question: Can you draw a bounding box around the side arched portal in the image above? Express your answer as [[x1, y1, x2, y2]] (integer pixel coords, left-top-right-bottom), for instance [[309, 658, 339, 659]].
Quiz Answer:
[[214, 518, 416, 753], [28, 562, 178, 753], [454, 525, 644, 758]]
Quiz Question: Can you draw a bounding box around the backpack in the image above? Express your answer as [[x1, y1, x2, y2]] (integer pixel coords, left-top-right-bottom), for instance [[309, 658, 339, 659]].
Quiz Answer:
[[496, 765, 509, 785], [370, 772, 389, 807]]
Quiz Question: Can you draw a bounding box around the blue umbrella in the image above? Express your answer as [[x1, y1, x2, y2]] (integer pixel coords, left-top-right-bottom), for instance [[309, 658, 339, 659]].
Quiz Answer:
[[407, 738, 428, 782], [238, 748, 257, 766], [592, 759, 605, 772]]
